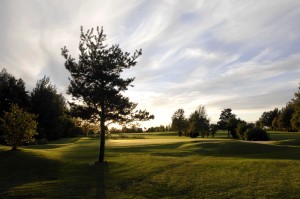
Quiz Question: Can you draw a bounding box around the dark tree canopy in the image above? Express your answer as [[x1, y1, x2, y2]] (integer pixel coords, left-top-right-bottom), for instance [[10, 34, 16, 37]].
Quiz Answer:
[[291, 83, 300, 130], [0, 69, 29, 143], [62, 26, 154, 162], [188, 106, 210, 138], [30, 76, 67, 140], [217, 108, 236, 138], [0, 68, 29, 117], [171, 109, 187, 136], [279, 104, 294, 131], [259, 108, 279, 130]]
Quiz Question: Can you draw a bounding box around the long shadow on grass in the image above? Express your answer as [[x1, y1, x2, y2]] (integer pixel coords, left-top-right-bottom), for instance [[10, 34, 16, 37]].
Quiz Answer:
[[24, 138, 82, 150], [0, 149, 60, 198], [0, 148, 111, 198], [107, 140, 300, 160], [163, 140, 300, 160]]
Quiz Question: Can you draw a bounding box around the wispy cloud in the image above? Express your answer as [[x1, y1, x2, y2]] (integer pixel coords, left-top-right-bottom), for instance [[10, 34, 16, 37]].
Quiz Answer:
[[1, 0, 300, 126]]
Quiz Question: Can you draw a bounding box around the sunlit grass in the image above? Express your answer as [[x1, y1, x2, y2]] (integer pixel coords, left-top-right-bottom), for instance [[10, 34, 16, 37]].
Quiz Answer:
[[1, 131, 300, 198]]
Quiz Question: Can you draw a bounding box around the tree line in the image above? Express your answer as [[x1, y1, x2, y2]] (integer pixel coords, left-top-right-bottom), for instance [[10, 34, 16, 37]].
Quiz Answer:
[[0, 68, 84, 147], [258, 84, 300, 131], [171, 106, 269, 141], [171, 84, 300, 141], [171, 106, 217, 138]]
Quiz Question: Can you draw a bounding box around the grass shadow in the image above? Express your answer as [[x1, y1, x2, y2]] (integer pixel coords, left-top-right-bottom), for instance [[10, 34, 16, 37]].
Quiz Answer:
[[106, 139, 300, 161], [24, 138, 82, 150], [0, 149, 60, 198], [164, 140, 300, 160]]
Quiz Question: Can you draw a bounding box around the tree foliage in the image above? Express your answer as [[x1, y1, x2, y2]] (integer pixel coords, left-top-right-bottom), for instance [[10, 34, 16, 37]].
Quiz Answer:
[[0, 104, 37, 150], [62, 26, 154, 162], [279, 104, 294, 131], [259, 108, 279, 130], [0, 69, 30, 143], [171, 109, 187, 136], [209, 124, 218, 138], [291, 83, 300, 130], [0, 69, 29, 116], [30, 76, 67, 140], [244, 127, 270, 141], [217, 108, 238, 138], [188, 106, 210, 138]]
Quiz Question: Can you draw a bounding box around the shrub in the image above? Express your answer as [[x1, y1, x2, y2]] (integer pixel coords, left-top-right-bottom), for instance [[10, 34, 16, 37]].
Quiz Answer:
[[0, 104, 38, 150], [189, 131, 199, 138], [236, 122, 248, 139], [244, 127, 270, 141]]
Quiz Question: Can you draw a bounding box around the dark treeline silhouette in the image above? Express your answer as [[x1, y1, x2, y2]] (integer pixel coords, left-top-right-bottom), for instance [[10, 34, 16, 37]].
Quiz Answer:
[[257, 83, 300, 132], [258, 83, 300, 132], [171, 106, 269, 141], [170, 82, 300, 141], [171, 106, 211, 138], [0, 68, 83, 145]]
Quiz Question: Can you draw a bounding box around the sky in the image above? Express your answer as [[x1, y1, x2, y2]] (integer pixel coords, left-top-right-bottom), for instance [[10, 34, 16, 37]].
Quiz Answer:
[[1, 0, 300, 128]]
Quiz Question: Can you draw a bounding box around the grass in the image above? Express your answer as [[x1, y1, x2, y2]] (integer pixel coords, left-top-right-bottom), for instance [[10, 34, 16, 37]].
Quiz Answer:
[[0, 131, 300, 198]]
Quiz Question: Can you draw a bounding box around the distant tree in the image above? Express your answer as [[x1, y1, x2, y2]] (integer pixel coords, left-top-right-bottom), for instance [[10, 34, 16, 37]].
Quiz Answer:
[[62, 26, 154, 163], [0, 104, 37, 150], [227, 116, 240, 139], [188, 106, 210, 138], [188, 111, 200, 138], [0, 69, 29, 143], [290, 113, 299, 131], [291, 83, 300, 131], [217, 108, 235, 138], [171, 109, 186, 136], [0, 69, 29, 116], [236, 121, 248, 139], [209, 124, 218, 138], [279, 105, 294, 131], [30, 76, 67, 140], [259, 108, 279, 130], [244, 127, 270, 141], [272, 115, 280, 130]]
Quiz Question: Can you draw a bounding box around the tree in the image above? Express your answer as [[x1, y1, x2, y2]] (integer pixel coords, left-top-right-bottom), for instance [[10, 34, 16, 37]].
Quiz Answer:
[[291, 83, 300, 131], [244, 127, 270, 141], [30, 76, 67, 140], [236, 121, 248, 139], [290, 112, 299, 131], [0, 104, 37, 150], [171, 109, 186, 136], [259, 108, 279, 130], [209, 124, 218, 138], [272, 115, 280, 130], [62, 26, 154, 163], [217, 108, 235, 138], [0, 69, 29, 143], [227, 115, 240, 139], [279, 105, 294, 131], [188, 106, 210, 138], [0, 69, 29, 116]]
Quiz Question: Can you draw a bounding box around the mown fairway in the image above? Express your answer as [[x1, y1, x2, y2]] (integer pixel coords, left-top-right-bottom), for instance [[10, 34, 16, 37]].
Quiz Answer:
[[1, 131, 300, 198]]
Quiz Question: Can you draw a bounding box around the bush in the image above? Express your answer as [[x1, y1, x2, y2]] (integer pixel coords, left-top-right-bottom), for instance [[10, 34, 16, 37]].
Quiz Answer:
[[189, 131, 199, 138], [244, 128, 270, 141], [0, 104, 38, 150], [236, 122, 248, 139]]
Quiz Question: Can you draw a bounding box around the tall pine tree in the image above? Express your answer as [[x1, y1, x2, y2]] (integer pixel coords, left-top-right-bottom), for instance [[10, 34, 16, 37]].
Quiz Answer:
[[62, 27, 154, 163]]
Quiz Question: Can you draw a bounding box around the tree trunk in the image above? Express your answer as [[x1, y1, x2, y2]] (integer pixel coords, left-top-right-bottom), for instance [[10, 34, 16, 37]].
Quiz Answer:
[[98, 105, 106, 163], [12, 145, 17, 151]]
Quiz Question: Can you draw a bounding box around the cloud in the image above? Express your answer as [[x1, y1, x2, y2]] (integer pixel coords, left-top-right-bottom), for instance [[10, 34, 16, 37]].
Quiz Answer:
[[1, 0, 300, 127]]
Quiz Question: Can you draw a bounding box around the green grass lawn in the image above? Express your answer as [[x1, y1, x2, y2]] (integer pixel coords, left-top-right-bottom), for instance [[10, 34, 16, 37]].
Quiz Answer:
[[1, 131, 300, 198]]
